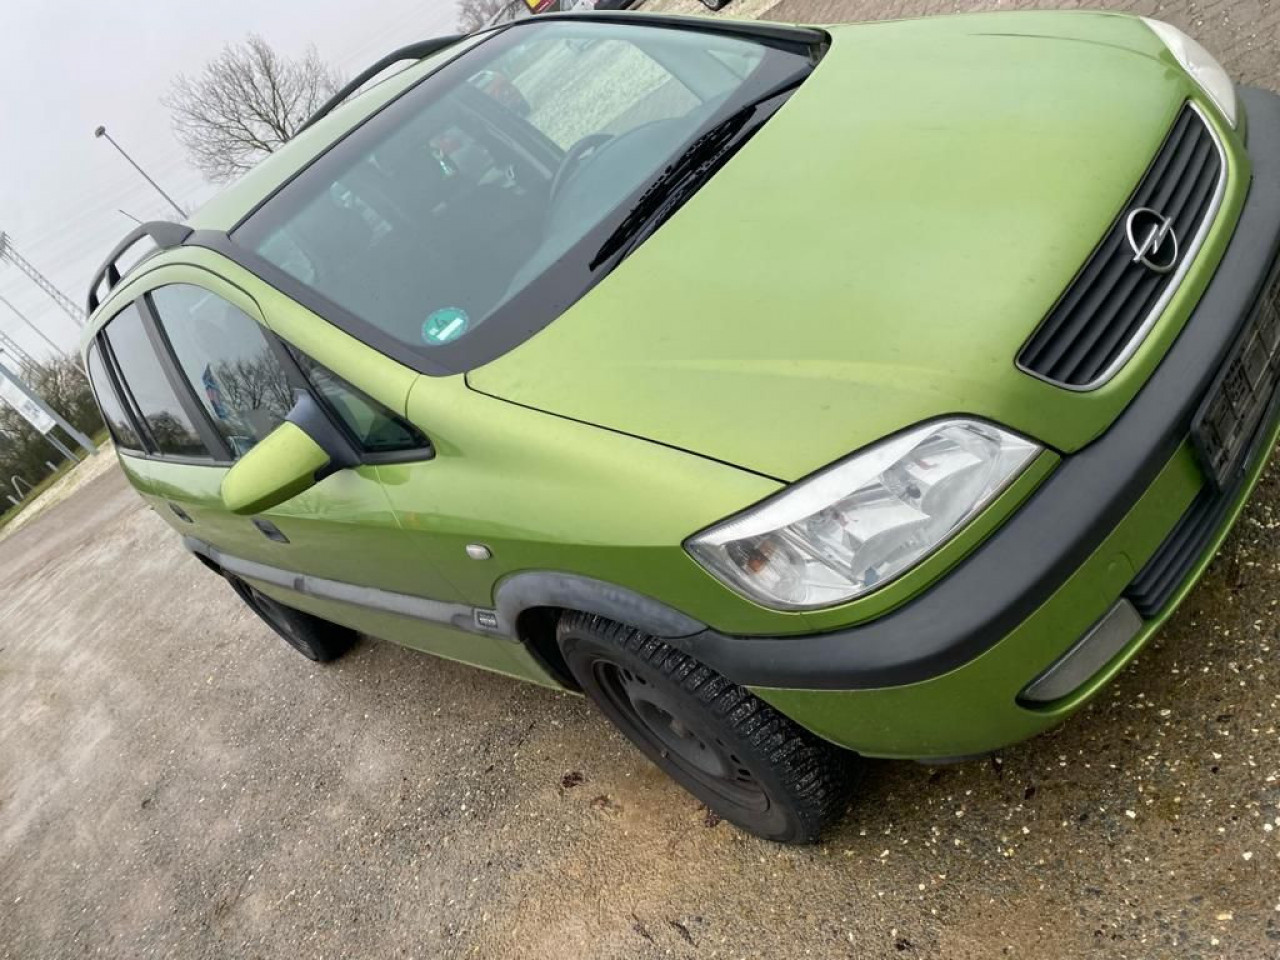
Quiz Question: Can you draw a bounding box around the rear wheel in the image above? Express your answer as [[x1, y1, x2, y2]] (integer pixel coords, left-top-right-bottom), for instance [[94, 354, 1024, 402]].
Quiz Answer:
[[557, 612, 851, 843], [227, 576, 356, 663]]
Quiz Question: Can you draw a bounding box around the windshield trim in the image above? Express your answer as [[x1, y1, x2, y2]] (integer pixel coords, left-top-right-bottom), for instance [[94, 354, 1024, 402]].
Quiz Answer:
[[226, 19, 823, 377], [474, 11, 829, 55]]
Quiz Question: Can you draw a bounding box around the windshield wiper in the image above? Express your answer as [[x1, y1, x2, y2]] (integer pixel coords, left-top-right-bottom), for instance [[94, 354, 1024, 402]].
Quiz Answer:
[[589, 83, 800, 270]]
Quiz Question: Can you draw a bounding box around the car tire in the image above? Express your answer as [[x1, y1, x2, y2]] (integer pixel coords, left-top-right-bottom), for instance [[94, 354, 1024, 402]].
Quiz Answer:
[[227, 576, 356, 663], [699, 0, 730, 9], [557, 611, 851, 843]]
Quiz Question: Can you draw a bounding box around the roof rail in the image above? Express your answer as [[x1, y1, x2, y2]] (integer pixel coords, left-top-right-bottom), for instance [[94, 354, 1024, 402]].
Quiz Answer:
[[296, 35, 465, 136], [86, 221, 192, 315]]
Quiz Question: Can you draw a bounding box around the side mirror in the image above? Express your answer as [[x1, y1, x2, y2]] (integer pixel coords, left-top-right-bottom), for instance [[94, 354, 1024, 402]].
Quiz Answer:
[[220, 393, 357, 516]]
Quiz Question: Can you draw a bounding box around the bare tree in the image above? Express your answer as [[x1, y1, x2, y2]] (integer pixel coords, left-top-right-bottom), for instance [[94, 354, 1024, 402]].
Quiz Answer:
[[457, 0, 518, 32], [164, 35, 344, 183], [212, 355, 293, 423]]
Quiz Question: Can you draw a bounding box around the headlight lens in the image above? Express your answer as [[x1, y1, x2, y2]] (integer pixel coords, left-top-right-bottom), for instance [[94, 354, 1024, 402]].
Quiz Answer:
[[686, 420, 1041, 611], [1143, 18, 1238, 127]]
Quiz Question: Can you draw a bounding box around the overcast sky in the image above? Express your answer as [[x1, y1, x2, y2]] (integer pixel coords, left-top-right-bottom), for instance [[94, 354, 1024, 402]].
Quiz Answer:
[[0, 0, 459, 362]]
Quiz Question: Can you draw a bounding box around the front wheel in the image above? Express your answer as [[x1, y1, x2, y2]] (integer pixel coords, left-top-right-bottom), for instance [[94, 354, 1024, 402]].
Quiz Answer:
[[700, 0, 730, 9], [557, 612, 851, 843]]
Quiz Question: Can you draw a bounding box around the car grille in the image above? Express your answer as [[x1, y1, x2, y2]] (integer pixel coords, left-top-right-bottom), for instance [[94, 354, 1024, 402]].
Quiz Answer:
[[1127, 263, 1280, 618], [1018, 104, 1225, 390]]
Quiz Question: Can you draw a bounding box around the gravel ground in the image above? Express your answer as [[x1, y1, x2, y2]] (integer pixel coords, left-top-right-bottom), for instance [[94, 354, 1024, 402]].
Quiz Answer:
[[4, 2, 1280, 957], [0, 441, 117, 541]]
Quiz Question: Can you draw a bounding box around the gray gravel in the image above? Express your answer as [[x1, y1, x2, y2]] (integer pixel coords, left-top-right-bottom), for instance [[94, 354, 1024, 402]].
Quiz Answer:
[[3, 444, 1278, 958], [4, 2, 1280, 956]]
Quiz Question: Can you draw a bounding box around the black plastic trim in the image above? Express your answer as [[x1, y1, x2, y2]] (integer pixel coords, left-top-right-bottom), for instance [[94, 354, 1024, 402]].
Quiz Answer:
[[183, 537, 507, 639], [494, 571, 707, 640], [677, 87, 1280, 692], [136, 292, 232, 461], [86, 335, 148, 455], [87, 221, 192, 315], [1129, 304, 1280, 617], [97, 306, 175, 456], [474, 10, 828, 53], [284, 390, 360, 480]]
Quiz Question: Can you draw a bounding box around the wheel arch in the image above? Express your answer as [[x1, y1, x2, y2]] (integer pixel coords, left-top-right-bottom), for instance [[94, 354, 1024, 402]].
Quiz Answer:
[[494, 571, 709, 690]]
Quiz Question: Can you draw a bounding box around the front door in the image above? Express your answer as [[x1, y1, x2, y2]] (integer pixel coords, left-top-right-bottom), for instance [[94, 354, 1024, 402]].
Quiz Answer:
[[92, 272, 452, 629]]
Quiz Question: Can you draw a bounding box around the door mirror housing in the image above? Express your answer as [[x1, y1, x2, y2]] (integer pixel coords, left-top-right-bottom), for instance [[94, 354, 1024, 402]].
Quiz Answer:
[[220, 392, 357, 515]]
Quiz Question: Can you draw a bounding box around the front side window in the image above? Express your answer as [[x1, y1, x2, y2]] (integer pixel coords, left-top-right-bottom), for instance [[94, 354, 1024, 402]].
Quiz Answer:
[[234, 20, 813, 373], [150, 284, 292, 458], [84, 342, 143, 452], [103, 304, 209, 459], [288, 348, 426, 454]]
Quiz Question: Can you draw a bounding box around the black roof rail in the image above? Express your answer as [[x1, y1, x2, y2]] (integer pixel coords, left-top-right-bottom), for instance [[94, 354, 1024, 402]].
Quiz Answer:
[[296, 35, 465, 137], [86, 220, 192, 316]]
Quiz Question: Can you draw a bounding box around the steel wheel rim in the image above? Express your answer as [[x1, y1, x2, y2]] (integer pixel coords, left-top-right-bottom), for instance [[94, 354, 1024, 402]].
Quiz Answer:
[[593, 659, 769, 812]]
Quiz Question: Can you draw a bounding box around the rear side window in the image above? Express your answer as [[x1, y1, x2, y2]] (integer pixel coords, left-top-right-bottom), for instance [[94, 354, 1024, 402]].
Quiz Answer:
[[150, 284, 292, 458], [84, 342, 143, 452], [103, 304, 210, 459]]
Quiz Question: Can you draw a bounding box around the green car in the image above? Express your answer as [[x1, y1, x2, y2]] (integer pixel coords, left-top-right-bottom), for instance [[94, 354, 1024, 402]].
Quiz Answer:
[[82, 11, 1280, 843]]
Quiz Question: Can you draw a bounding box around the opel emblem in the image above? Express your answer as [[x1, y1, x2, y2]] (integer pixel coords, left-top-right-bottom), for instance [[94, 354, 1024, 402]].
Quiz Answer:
[[1126, 207, 1179, 274]]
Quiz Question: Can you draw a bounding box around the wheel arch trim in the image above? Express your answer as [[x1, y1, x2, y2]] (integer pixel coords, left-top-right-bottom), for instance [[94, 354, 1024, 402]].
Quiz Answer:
[[493, 571, 707, 640]]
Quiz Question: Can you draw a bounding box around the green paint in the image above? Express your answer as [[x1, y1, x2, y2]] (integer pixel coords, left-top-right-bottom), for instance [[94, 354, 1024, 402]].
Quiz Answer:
[[469, 14, 1248, 481], [220, 422, 330, 515], [85, 12, 1268, 752], [751, 425, 1280, 759]]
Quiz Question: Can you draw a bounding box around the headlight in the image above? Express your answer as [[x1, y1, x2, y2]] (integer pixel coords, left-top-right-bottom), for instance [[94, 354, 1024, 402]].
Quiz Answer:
[[686, 419, 1041, 611], [1143, 18, 1238, 128]]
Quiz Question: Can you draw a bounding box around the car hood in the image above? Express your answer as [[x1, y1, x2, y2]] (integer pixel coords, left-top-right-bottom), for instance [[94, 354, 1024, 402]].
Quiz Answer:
[[468, 12, 1202, 482]]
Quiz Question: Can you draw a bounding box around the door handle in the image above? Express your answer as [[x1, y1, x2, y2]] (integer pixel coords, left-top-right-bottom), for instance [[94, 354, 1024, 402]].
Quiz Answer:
[[251, 518, 290, 543], [167, 502, 194, 524]]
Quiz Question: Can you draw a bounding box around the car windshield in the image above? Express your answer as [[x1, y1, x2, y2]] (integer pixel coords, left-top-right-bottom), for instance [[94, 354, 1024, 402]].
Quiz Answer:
[[233, 20, 816, 373]]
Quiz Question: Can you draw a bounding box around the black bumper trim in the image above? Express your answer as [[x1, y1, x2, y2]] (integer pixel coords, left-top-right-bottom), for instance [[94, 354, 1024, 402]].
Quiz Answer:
[[1125, 483, 1234, 618], [679, 87, 1280, 692]]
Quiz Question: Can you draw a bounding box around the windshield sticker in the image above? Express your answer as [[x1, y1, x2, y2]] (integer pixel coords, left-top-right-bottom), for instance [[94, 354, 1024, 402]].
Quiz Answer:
[[423, 307, 470, 345]]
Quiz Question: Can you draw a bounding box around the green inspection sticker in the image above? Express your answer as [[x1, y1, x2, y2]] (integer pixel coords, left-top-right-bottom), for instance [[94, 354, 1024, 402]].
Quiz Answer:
[[422, 307, 470, 345]]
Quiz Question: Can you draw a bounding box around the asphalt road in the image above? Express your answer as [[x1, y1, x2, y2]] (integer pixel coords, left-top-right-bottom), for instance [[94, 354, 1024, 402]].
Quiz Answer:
[[4, 3, 1280, 958]]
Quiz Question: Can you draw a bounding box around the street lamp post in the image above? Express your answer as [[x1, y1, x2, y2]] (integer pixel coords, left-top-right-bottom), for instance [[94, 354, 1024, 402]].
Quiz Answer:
[[93, 126, 187, 219]]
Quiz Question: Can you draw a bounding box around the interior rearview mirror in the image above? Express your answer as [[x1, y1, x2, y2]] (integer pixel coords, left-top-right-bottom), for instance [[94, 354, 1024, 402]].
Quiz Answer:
[[220, 393, 356, 515]]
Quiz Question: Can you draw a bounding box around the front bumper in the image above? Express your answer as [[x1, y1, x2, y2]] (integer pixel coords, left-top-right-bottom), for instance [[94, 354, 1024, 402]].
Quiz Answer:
[[680, 87, 1280, 759]]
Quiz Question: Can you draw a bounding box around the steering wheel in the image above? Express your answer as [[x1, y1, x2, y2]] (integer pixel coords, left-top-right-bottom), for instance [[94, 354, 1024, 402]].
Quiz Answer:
[[548, 133, 614, 207]]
